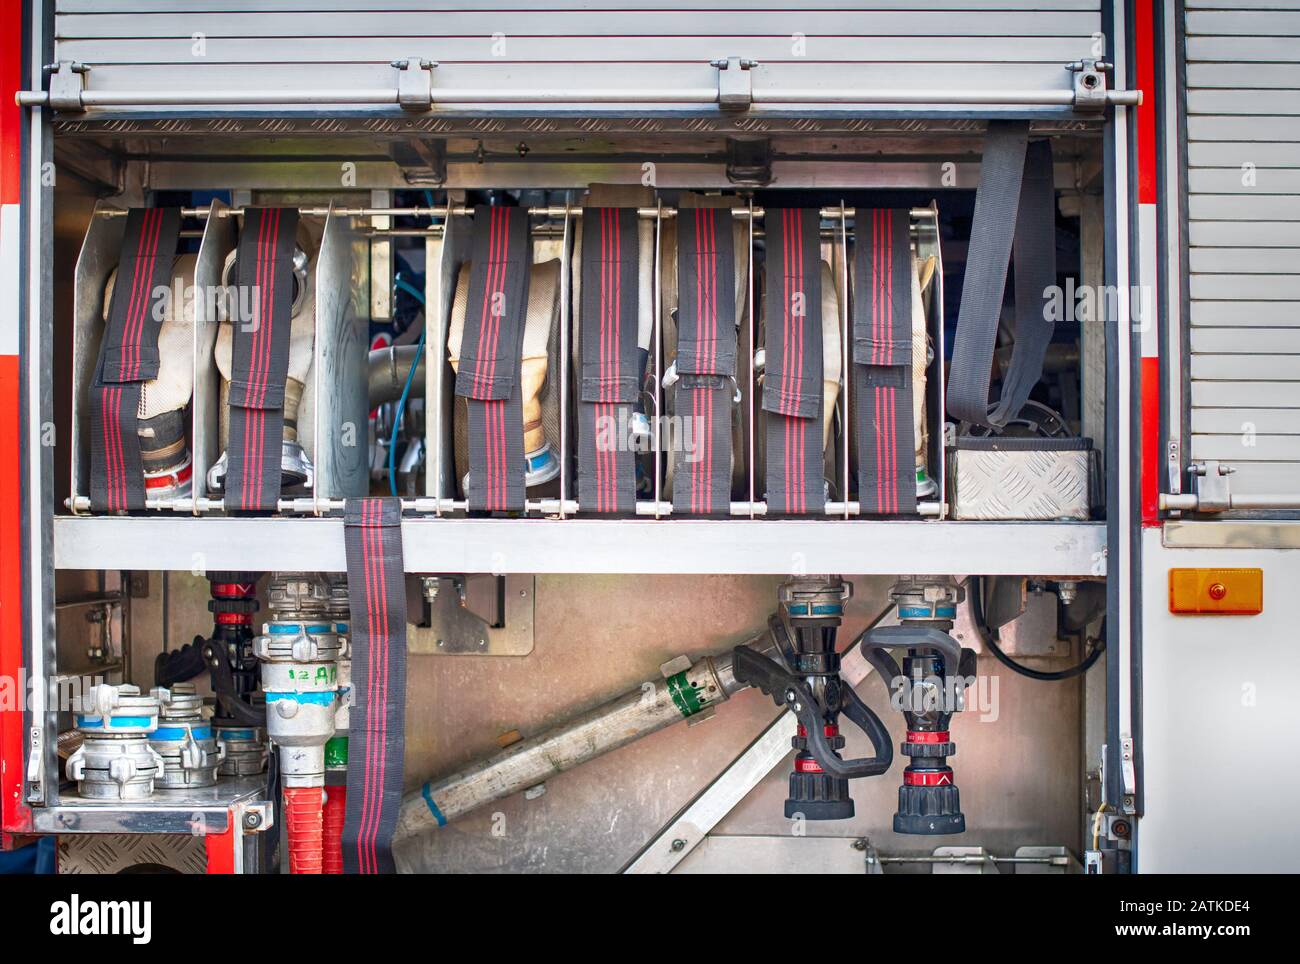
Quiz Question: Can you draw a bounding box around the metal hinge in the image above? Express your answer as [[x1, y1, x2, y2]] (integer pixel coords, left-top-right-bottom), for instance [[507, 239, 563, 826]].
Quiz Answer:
[[1066, 58, 1113, 112], [392, 57, 437, 112], [712, 56, 757, 110], [43, 61, 90, 113]]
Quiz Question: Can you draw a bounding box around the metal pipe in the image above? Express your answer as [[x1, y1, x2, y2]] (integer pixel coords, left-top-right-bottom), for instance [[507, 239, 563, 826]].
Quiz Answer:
[[369, 345, 424, 407], [1160, 493, 1300, 511], [17, 86, 1139, 110], [393, 630, 777, 839]]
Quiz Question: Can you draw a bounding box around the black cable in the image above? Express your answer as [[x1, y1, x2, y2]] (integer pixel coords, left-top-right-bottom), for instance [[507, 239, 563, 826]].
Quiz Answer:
[[969, 577, 1105, 682]]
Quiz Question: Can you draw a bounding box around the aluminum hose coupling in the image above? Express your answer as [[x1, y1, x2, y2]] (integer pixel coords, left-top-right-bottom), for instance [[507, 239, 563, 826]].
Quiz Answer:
[[149, 682, 224, 789], [67, 684, 166, 801]]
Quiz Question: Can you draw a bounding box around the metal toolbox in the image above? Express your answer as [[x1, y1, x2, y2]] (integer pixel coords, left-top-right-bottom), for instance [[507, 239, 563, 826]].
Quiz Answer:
[[949, 436, 1093, 521]]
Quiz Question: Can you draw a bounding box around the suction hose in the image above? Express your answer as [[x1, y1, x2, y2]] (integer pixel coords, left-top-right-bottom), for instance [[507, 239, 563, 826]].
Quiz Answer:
[[394, 630, 780, 841]]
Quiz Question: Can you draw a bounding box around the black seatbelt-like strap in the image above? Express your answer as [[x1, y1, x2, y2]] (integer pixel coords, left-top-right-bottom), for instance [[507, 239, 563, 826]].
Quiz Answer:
[[225, 207, 299, 511], [947, 121, 1057, 429], [455, 205, 530, 511], [672, 207, 736, 516], [853, 208, 916, 516], [578, 207, 640, 513], [341, 498, 408, 875], [90, 207, 181, 512], [763, 208, 825, 515]]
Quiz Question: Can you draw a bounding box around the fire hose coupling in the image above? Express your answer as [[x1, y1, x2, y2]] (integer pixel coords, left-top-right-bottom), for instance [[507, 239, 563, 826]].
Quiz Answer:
[[149, 682, 224, 789], [67, 684, 166, 801], [254, 572, 345, 788]]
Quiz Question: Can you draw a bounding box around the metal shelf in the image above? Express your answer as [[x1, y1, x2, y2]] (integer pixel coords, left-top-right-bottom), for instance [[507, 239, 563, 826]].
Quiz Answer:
[[34, 776, 268, 835], [54, 516, 1107, 577]]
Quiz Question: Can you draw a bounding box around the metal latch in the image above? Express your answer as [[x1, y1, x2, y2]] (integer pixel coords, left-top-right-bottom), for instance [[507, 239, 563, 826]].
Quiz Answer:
[[712, 56, 757, 110], [44, 61, 90, 113], [1189, 460, 1234, 512], [392, 57, 437, 112], [1067, 59, 1113, 112]]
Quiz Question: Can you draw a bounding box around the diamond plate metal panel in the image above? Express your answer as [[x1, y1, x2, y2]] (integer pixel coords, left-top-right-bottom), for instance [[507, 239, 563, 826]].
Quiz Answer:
[[57, 833, 208, 874], [952, 449, 1090, 520]]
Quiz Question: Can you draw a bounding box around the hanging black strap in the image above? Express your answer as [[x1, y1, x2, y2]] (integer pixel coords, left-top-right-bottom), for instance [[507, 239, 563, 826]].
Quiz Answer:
[[947, 120, 1057, 429], [853, 208, 916, 516], [225, 207, 299, 511], [763, 208, 824, 515], [341, 498, 408, 875], [89, 207, 181, 512], [578, 207, 640, 513], [455, 205, 530, 511], [672, 207, 736, 516]]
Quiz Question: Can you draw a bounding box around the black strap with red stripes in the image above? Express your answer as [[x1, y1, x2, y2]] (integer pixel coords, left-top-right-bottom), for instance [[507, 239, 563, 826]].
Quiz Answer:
[[455, 205, 530, 512], [672, 207, 736, 516], [341, 498, 408, 875], [89, 207, 181, 512], [225, 207, 300, 512], [853, 208, 916, 516], [763, 208, 825, 515], [578, 207, 640, 513]]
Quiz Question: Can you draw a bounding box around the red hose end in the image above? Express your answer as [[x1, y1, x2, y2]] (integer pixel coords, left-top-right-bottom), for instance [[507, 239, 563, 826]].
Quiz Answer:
[[284, 786, 325, 874], [322, 786, 347, 875]]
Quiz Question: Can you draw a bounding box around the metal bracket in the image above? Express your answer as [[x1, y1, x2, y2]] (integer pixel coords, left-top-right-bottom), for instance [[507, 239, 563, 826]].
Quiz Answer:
[[1189, 460, 1234, 512], [45, 61, 89, 113], [1120, 734, 1137, 814], [413, 574, 535, 656], [388, 137, 447, 185], [725, 137, 772, 185], [26, 726, 45, 805], [712, 57, 757, 110], [392, 57, 437, 112], [1067, 59, 1113, 113]]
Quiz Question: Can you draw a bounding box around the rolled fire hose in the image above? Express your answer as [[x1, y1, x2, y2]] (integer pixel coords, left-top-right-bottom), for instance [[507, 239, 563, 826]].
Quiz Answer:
[[447, 258, 562, 490], [914, 254, 937, 492], [393, 628, 780, 840], [211, 226, 317, 491], [101, 254, 199, 496]]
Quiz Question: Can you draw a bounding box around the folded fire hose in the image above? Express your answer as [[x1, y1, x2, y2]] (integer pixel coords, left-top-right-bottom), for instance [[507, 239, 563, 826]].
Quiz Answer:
[[339, 498, 408, 873], [212, 208, 316, 509], [90, 207, 183, 511], [763, 208, 826, 514], [447, 206, 561, 507], [853, 208, 918, 516]]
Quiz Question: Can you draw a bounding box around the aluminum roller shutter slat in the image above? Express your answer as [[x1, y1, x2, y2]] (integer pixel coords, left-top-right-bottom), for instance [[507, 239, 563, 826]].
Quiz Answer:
[[1191, 408, 1300, 434], [1187, 36, 1300, 62], [1190, 354, 1300, 380], [1191, 327, 1300, 353], [1189, 195, 1300, 220], [1188, 63, 1300, 88], [1188, 223, 1300, 247], [1189, 143, 1300, 168], [1188, 116, 1300, 141], [1188, 248, 1300, 274], [1188, 170, 1300, 193], [1191, 436, 1300, 462], [1191, 302, 1300, 326], [1193, 381, 1300, 408], [1188, 90, 1300, 115], [55, 37, 1100, 65], [54, 0, 1104, 12], [1190, 274, 1300, 299], [1187, 11, 1300, 35], [54, 11, 1101, 38]]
